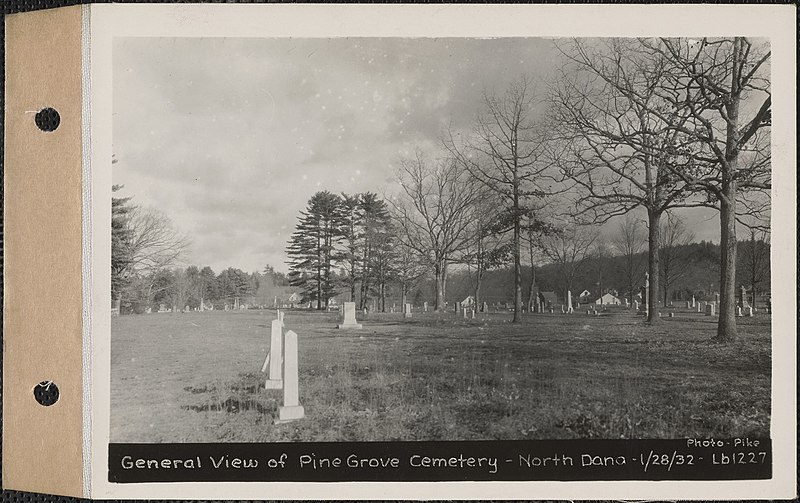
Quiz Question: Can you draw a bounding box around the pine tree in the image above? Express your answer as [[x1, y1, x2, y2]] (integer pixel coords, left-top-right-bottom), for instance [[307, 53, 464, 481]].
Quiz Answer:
[[286, 191, 344, 309], [338, 193, 363, 303], [111, 184, 134, 303], [359, 193, 391, 310]]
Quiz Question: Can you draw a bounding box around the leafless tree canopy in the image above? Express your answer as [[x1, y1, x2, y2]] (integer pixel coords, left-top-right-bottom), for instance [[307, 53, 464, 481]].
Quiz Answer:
[[445, 76, 558, 321], [124, 206, 191, 278], [389, 150, 479, 311], [612, 213, 647, 304], [538, 224, 599, 301], [659, 212, 696, 306]]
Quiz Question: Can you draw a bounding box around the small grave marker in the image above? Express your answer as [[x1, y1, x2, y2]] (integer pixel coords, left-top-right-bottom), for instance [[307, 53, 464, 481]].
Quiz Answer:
[[404, 303, 412, 319], [276, 330, 304, 423], [262, 319, 283, 389]]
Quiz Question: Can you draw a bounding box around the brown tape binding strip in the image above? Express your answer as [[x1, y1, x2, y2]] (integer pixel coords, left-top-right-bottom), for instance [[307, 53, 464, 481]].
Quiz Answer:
[[3, 5, 84, 497]]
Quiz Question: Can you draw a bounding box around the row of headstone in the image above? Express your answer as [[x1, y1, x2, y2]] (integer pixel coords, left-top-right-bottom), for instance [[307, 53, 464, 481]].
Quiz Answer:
[[261, 309, 304, 423]]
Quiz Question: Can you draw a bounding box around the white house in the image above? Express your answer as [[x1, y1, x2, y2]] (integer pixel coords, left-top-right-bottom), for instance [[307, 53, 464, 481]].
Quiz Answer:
[[460, 295, 475, 308], [287, 292, 302, 307], [595, 293, 621, 305], [578, 289, 592, 302]]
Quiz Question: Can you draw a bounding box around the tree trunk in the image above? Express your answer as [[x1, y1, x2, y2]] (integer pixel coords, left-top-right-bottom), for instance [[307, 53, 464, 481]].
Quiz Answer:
[[434, 260, 448, 312], [513, 214, 522, 322], [717, 195, 738, 341], [527, 267, 537, 313], [647, 209, 661, 323], [474, 272, 482, 314], [401, 280, 407, 312]]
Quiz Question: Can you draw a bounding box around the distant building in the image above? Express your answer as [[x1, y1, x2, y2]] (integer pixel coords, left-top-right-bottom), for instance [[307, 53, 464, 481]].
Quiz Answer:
[[578, 289, 592, 302], [460, 295, 475, 308], [595, 293, 621, 305], [287, 292, 301, 307]]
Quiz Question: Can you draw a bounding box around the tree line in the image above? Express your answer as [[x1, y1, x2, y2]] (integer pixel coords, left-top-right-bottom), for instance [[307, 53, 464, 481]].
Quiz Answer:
[[112, 184, 292, 313]]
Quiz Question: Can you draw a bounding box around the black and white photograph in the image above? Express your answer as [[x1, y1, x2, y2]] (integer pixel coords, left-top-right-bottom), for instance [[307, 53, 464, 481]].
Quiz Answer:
[[109, 33, 774, 450]]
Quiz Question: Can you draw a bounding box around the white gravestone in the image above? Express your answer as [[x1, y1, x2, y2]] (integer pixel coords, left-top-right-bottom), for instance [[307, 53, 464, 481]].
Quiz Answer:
[[276, 330, 305, 423], [262, 319, 283, 389], [669, 312, 674, 318], [633, 300, 639, 310], [423, 302, 428, 312], [566, 291, 574, 313], [691, 296, 696, 307], [737, 306, 743, 317], [697, 303, 702, 313], [482, 302, 488, 313], [337, 302, 363, 329], [746, 306, 754, 317], [463, 308, 468, 319], [705, 303, 715, 316], [471, 309, 475, 319], [404, 303, 412, 319]]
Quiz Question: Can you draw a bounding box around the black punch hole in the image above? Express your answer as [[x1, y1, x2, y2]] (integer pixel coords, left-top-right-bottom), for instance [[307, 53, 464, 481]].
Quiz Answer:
[[33, 381, 59, 406], [34, 107, 60, 132]]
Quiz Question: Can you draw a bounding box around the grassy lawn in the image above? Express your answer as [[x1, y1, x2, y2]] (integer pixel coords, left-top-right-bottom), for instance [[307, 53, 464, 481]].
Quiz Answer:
[[110, 307, 771, 442]]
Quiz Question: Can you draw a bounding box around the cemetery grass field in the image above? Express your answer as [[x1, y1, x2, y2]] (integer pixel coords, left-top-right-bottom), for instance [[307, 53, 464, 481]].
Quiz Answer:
[[110, 308, 771, 443]]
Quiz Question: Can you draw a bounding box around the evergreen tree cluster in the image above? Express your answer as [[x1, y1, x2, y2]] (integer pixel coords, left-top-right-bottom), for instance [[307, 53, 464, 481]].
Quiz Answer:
[[286, 191, 396, 310]]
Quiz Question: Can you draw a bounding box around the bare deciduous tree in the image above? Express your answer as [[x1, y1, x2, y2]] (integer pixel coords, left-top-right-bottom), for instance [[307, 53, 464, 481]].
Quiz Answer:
[[446, 76, 556, 322], [739, 228, 770, 309], [551, 38, 702, 323], [538, 224, 599, 306], [612, 213, 647, 306], [390, 150, 478, 312], [643, 37, 771, 341], [659, 212, 695, 306], [460, 191, 511, 313], [125, 205, 190, 277]]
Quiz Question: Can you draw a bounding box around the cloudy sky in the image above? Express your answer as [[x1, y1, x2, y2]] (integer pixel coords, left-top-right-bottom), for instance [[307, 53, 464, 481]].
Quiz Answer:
[[113, 37, 722, 274]]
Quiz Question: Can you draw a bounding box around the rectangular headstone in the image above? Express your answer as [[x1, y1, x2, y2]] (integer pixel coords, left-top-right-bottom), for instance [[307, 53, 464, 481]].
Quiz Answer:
[[423, 301, 428, 312], [276, 330, 304, 423], [669, 312, 674, 318], [482, 302, 488, 313], [737, 306, 743, 317], [746, 306, 754, 317], [263, 319, 283, 389], [404, 303, 412, 318], [705, 303, 715, 316], [337, 302, 362, 329]]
